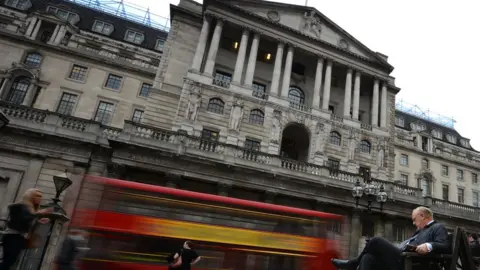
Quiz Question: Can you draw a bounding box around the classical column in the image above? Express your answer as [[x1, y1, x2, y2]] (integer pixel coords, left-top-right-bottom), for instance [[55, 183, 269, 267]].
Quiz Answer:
[[21, 80, 37, 106], [349, 211, 361, 257], [53, 25, 67, 44], [49, 25, 60, 44], [343, 68, 353, 117], [0, 75, 11, 99], [312, 56, 324, 108], [280, 45, 294, 98], [30, 19, 42, 40], [321, 60, 332, 111], [191, 17, 210, 72], [352, 71, 361, 120], [25, 17, 38, 37], [232, 29, 249, 84], [244, 32, 260, 87], [204, 19, 224, 76], [380, 82, 388, 128], [371, 79, 379, 126], [269, 42, 284, 96]]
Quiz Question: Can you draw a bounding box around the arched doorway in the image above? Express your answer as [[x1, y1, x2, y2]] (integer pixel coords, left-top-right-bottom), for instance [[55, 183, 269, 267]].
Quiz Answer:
[[280, 123, 310, 162]]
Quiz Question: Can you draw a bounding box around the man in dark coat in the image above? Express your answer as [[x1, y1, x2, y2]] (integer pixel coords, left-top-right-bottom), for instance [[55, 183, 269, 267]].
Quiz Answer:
[[54, 229, 89, 270], [331, 206, 449, 270]]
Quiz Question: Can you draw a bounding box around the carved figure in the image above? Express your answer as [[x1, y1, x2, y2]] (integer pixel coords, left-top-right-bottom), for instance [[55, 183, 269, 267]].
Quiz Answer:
[[347, 132, 358, 160], [185, 87, 201, 121], [314, 123, 327, 154], [377, 148, 385, 168], [229, 99, 244, 131], [270, 112, 281, 143], [302, 10, 321, 38]]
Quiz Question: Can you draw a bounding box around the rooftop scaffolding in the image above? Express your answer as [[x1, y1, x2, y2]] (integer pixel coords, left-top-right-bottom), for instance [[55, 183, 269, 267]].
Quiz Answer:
[[395, 100, 456, 129], [66, 0, 170, 32]]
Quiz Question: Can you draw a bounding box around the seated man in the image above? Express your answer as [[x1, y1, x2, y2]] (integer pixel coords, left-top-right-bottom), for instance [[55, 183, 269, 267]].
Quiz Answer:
[[331, 206, 449, 270]]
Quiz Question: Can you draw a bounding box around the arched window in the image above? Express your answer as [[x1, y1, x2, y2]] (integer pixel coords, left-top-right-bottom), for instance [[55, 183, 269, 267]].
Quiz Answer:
[[6, 76, 30, 104], [360, 140, 371, 153], [288, 87, 305, 109], [329, 131, 341, 146], [249, 109, 264, 125], [422, 158, 429, 169], [24, 52, 42, 67], [206, 98, 224, 114]]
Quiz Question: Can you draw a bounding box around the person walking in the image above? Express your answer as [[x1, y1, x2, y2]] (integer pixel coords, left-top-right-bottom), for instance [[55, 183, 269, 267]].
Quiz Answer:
[[54, 229, 89, 270], [169, 241, 201, 270]]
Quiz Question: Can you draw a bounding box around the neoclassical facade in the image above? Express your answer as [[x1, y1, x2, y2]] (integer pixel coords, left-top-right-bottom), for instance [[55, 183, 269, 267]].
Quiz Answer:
[[0, 0, 479, 269]]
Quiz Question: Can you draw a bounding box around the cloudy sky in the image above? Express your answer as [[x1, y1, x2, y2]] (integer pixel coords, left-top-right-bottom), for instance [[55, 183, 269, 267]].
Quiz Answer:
[[132, 0, 479, 148]]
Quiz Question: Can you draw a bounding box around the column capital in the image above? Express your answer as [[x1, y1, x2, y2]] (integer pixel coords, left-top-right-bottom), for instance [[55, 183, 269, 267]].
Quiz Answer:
[[285, 42, 297, 49]]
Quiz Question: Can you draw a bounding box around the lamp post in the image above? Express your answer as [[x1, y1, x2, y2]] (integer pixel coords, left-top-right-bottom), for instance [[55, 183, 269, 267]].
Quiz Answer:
[[352, 169, 388, 212], [21, 171, 72, 270]]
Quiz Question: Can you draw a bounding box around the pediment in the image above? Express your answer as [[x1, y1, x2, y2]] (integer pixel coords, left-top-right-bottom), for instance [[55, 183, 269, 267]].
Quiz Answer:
[[218, 0, 390, 67]]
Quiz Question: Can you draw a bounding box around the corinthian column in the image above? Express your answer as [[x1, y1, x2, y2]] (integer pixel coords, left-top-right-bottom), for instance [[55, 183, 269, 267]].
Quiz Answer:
[[371, 79, 379, 126], [312, 56, 324, 108], [343, 68, 353, 117], [204, 19, 224, 76], [244, 32, 260, 87], [352, 71, 361, 120], [191, 17, 211, 72], [321, 60, 332, 111], [232, 29, 249, 84], [280, 45, 294, 98], [380, 82, 388, 128], [269, 42, 284, 96]]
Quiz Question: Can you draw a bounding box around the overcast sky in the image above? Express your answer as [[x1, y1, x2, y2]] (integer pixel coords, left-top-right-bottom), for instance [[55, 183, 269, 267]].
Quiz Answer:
[[133, 0, 480, 149]]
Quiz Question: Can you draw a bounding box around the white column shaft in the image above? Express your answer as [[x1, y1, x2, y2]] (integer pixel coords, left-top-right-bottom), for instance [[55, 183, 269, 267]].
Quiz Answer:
[[312, 57, 324, 108], [54, 25, 67, 44], [321, 60, 333, 110], [31, 19, 42, 40], [380, 82, 388, 128], [204, 20, 224, 76], [232, 29, 249, 84], [280, 46, 294, 98], [269, 43, 284, 96], [244, 33, 260, 87], [371, 79, 380, 126], [191, 18, 210, 72], [0, 77, 10, 99], [25, 17, 38, 37], [352, 71, 361, 120], [343, 68, 353, 117], [49, 25, 60, 44]]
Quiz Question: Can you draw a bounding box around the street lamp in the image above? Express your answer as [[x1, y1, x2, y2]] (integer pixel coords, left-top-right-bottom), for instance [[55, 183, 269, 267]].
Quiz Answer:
[[0, 109, 9, 131], [352, 170, 388, 212]]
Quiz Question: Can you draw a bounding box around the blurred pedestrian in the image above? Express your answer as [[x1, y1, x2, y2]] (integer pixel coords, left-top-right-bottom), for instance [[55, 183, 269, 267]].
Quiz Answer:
[[169, 241, 201, 270], [54, 229, 89, 270]]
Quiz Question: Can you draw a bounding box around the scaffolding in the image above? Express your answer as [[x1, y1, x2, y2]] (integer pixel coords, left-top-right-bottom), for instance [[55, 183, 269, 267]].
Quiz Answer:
[[66, 0, 170, 32], [395, 100, 456, 129]]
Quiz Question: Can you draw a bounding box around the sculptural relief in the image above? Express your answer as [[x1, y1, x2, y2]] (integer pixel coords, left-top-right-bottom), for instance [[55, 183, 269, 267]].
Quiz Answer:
[[301, 10, 321, 39], [185, 86, 201, 121], [270, 111, 282, 143], [347, 131, 358, 160], [229, 99, 244, 131], [314, 123, 327, 154], [377, 148, 385, 168]]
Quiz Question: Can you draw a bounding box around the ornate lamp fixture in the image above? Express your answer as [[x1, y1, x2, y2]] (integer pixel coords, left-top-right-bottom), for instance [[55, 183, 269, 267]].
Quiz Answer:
[[352, 169, 388, 212]]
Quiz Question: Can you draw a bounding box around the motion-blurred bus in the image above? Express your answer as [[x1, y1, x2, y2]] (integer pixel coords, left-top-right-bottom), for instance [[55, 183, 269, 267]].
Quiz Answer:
[[70, 175, 344, 270]]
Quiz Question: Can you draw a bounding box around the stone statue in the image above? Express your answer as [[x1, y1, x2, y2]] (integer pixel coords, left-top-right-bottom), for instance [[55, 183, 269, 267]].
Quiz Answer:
[[347, 132, 358, 160], [377, 148, 385, 168], [270, 112, 281, 143], [302, 10, 321, 38], [229, 99, 244, 131], [185, 86, 201, 121], [314, 123, 327, 154]]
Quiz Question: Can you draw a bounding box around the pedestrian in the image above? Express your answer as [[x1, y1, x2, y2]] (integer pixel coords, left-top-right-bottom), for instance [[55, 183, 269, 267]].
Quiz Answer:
[[0, 188, 52, 270], [54, 229, 89, 270], [168, 241, 201, 270]]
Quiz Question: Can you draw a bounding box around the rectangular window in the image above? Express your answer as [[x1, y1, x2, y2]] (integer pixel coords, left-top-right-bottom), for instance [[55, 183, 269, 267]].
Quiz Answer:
[[213, 71, 232, 88], [155, 38, 166, 51], [458, 188, 464, 204], [125, 30, 144, 44], [6, 0, 28, 9], [399, 154, 408, 166], [252, 82, 266, 99], [46, 6, 77, 23], [68, 64, 88, 81], [395, 116, 404, 127], [400, 174, 408, 186], [94, 101, 115, 125], [441, 165, 449, 176], [392, 225, 405, 242], [244, 139, 260, 151], [131, 109, 144, 123], [473, 173, 478, 184], [56, 92, 78, 115], [104, 74, 123, 90], [200, 129, 219, 152], [201, 129, 219, 141], [327, 158, 340, 170], [139, 83, 152, 97], [457, 169, 464, 181], [473, 192, 479, 207], [92, 20, 113, 35], [442, 184, 449, 201]]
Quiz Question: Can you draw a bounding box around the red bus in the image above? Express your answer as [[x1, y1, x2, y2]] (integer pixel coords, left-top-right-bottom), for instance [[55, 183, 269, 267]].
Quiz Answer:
[[70, 175, 344, 270]]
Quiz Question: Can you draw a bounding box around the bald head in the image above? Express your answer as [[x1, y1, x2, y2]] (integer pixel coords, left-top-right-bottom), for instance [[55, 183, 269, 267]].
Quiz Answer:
[[412, 206, 434, 229]]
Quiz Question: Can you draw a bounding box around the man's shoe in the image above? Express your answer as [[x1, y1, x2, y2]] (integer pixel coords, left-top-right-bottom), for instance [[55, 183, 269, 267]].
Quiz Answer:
[[331, 259, 357, 270]]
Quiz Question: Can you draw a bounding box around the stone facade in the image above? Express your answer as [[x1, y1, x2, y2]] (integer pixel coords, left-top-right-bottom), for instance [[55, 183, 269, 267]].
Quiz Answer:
[[0, 0, 479, 269]]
